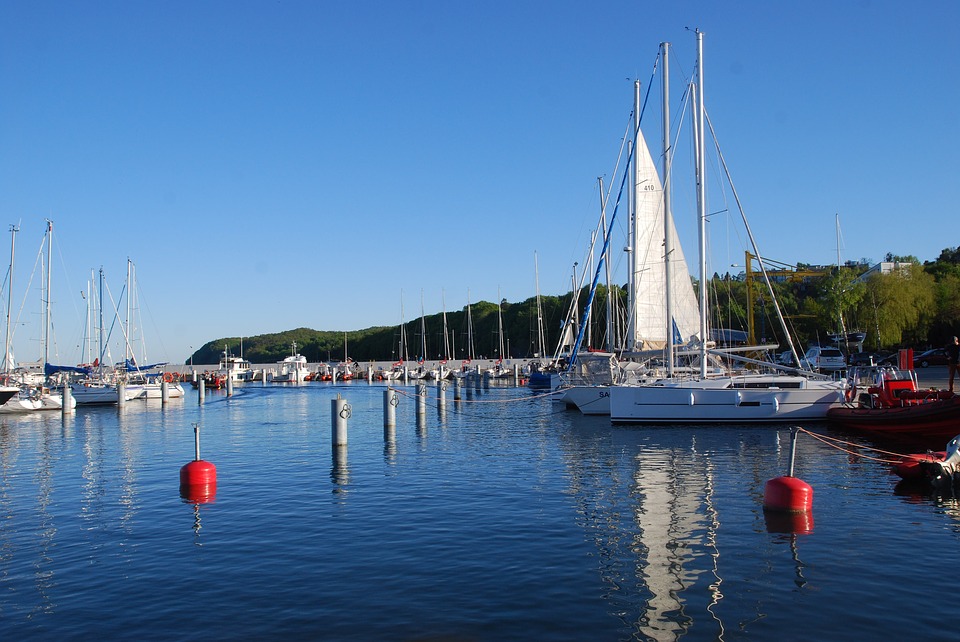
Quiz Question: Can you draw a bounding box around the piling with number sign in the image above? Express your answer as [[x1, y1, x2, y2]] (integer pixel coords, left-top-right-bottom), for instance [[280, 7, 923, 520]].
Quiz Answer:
[[332, 395, 350, 447]]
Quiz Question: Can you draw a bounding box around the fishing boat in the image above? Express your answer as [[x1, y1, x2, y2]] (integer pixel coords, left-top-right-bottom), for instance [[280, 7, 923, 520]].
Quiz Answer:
[[609, 33, 844, 424], [827, 364, 960, 444], [271, 342, 309, 383], [217, 347, 254, 382]]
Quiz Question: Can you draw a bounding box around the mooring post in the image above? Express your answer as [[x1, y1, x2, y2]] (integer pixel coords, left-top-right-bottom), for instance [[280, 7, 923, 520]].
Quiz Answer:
[[332, 394, 349, 447]]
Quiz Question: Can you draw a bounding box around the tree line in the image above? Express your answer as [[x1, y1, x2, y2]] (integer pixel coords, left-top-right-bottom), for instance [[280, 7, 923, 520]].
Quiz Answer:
[[188, 246, 960, 364]]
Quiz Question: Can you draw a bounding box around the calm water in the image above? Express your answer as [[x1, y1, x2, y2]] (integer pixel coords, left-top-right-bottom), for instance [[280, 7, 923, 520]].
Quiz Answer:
[[2, 381, 959, 640]]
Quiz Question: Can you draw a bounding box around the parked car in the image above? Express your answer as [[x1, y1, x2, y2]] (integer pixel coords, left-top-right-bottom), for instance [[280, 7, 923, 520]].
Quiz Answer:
[[776, 350, 799, 366], [913, 348, 951, 368], [801, 346, 846, 372], [848, 351, 896, 367]]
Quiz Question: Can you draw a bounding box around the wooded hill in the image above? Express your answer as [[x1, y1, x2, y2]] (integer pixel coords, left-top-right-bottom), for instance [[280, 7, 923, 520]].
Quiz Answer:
[[188, 247, 960, 365], [187, 291, 591, 365]]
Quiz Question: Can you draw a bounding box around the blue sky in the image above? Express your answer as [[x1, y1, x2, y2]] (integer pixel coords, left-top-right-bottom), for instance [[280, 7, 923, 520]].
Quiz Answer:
[[1, 1, 957, 365]]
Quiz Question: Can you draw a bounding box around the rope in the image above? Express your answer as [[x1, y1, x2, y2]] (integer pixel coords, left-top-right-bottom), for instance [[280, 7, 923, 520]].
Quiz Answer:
[[796, 426, 915, 465]]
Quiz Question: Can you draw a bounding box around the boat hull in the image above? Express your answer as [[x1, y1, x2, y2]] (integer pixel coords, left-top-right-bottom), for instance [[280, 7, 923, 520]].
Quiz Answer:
[[827, 396, 960, 443], [610, 377, 844, 424]]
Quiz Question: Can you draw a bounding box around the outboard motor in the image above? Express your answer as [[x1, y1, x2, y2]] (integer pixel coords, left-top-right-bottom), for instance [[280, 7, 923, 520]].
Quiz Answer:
[[919, 435, 960, 489]]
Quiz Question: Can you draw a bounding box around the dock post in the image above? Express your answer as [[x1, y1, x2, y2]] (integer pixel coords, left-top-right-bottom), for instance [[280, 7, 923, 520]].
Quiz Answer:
[[117, 382, 126, 407], [62, 383, 74, 416], [198, 378, 205, 405], [416, 383, 426, 415], [332, 394, 349, 447], [161, 380, 169, 404], [436, 380, 446, 410], [226, 375, 234, 397], [383, 388, 397, 441], [453, 376, 461, 401]]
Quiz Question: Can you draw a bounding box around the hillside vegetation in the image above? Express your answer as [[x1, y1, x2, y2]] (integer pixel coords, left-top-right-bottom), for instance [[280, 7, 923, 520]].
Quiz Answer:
[[188, 247, 960, 365]]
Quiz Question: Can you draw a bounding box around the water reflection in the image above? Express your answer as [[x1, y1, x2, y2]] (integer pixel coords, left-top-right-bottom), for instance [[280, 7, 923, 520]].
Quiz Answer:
[[559, 426, 728, 641], [331, 446, 349, 497]]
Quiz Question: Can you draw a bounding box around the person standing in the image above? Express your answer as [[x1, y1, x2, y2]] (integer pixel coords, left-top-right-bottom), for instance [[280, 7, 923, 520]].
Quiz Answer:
[[949, 336, 960, 392]]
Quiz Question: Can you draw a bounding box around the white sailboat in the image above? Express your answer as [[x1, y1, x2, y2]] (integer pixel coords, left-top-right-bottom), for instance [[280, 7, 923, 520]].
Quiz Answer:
[[120, 259, 184, 400], [609, 32, 844, 424], [1, 221, 75, 413], [560, 47, 701, 415]]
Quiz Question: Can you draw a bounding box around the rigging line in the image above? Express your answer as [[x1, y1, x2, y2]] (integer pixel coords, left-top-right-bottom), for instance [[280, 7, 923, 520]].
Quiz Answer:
[[704, 108, 805, 369], [795, 427, 913, 463]]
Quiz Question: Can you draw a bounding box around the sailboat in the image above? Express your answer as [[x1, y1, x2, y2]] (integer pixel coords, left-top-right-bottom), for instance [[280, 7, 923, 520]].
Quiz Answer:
[[608, 32, 845, 424], [119, 259, 185, 400], [2, 221, 75, 412], [70, 268, 121, 405], [0, 224, 35, 409], [558, 48, 701, 415]]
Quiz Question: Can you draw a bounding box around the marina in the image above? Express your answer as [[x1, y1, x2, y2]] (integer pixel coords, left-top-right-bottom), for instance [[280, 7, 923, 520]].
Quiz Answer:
[[2, 371, 960, 639]]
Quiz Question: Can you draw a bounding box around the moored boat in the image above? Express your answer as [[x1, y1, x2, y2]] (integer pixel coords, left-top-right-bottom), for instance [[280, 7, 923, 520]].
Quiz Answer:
[[827, 365, 960, 445]]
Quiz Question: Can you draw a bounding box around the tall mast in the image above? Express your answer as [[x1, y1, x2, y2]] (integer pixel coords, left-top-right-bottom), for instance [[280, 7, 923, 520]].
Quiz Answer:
[[497, 286, 505, 361], [598, 179, 615, 352], [535, 252, 547, 358], [44, 220, 52, 367], [98, 267, 105, 371], [662, 41, 675, 377], [4, 224, 17, 374], [125, 258, 131, 366], [695, 30, 708, 377], [419, 289, 427, 362], [466, 289, 475, 361], [441, 290, 450, 360], [626, 80, 641, 351]]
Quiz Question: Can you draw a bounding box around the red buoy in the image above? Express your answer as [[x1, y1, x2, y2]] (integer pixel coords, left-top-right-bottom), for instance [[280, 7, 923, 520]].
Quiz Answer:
[[764, 508, 814, 534], [180, 423, 216, 503], [180, 459, 217, 502], [763, 475, 813, 513]]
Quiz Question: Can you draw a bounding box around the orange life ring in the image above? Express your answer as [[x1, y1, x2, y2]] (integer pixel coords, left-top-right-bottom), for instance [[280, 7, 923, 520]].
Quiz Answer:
[[163, 372, 174, 383]]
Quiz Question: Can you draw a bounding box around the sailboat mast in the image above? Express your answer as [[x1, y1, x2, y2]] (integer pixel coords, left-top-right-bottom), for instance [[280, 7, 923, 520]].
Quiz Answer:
[[497, 286, 505, 361], [419, 289, 427, 362], [626, 80, 641, 351], [44, 219, 52, 367], [125, 258, 131, 366], [442, 290, 450, 360], [98, 267, 105, 370], [466, 289, 475, 361], [535, 251, 547, 358], [695, 30, 708, 378], [662, 41, 675, 378], [598, 180, 615, 352], [4, 224, 16, 374]]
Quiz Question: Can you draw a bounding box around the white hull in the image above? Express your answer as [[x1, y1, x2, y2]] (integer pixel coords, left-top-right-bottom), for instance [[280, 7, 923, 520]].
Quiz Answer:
[[557, 386, 612, 415], [0, 390, 74, 413], [70, 383, 120, 405], [125, 382, 185, 400], [609, 375, 844, 424]]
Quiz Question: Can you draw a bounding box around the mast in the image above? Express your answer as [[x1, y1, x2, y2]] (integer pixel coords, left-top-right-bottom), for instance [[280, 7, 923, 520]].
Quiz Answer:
[[4, 224, 16, 374], [662, 41, 675, 377], [598, 179, 615, 352], [626, 80, 641, 351], [44, 219, 52, 367], [441, 290, 450, 361], [496, 286, 505, 362], [125, 258, 131, 367], [466, 289, 475, 361], [535, 252, 547, 358], [695, 30, 708, 378], [399, 291, 408, 363], [98, 267, 105, 371], [419, 289, 427, 362]]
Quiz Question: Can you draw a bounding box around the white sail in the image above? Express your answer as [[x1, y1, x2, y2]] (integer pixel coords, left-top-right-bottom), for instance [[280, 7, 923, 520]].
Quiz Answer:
[[629, 123, 700, 350]]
